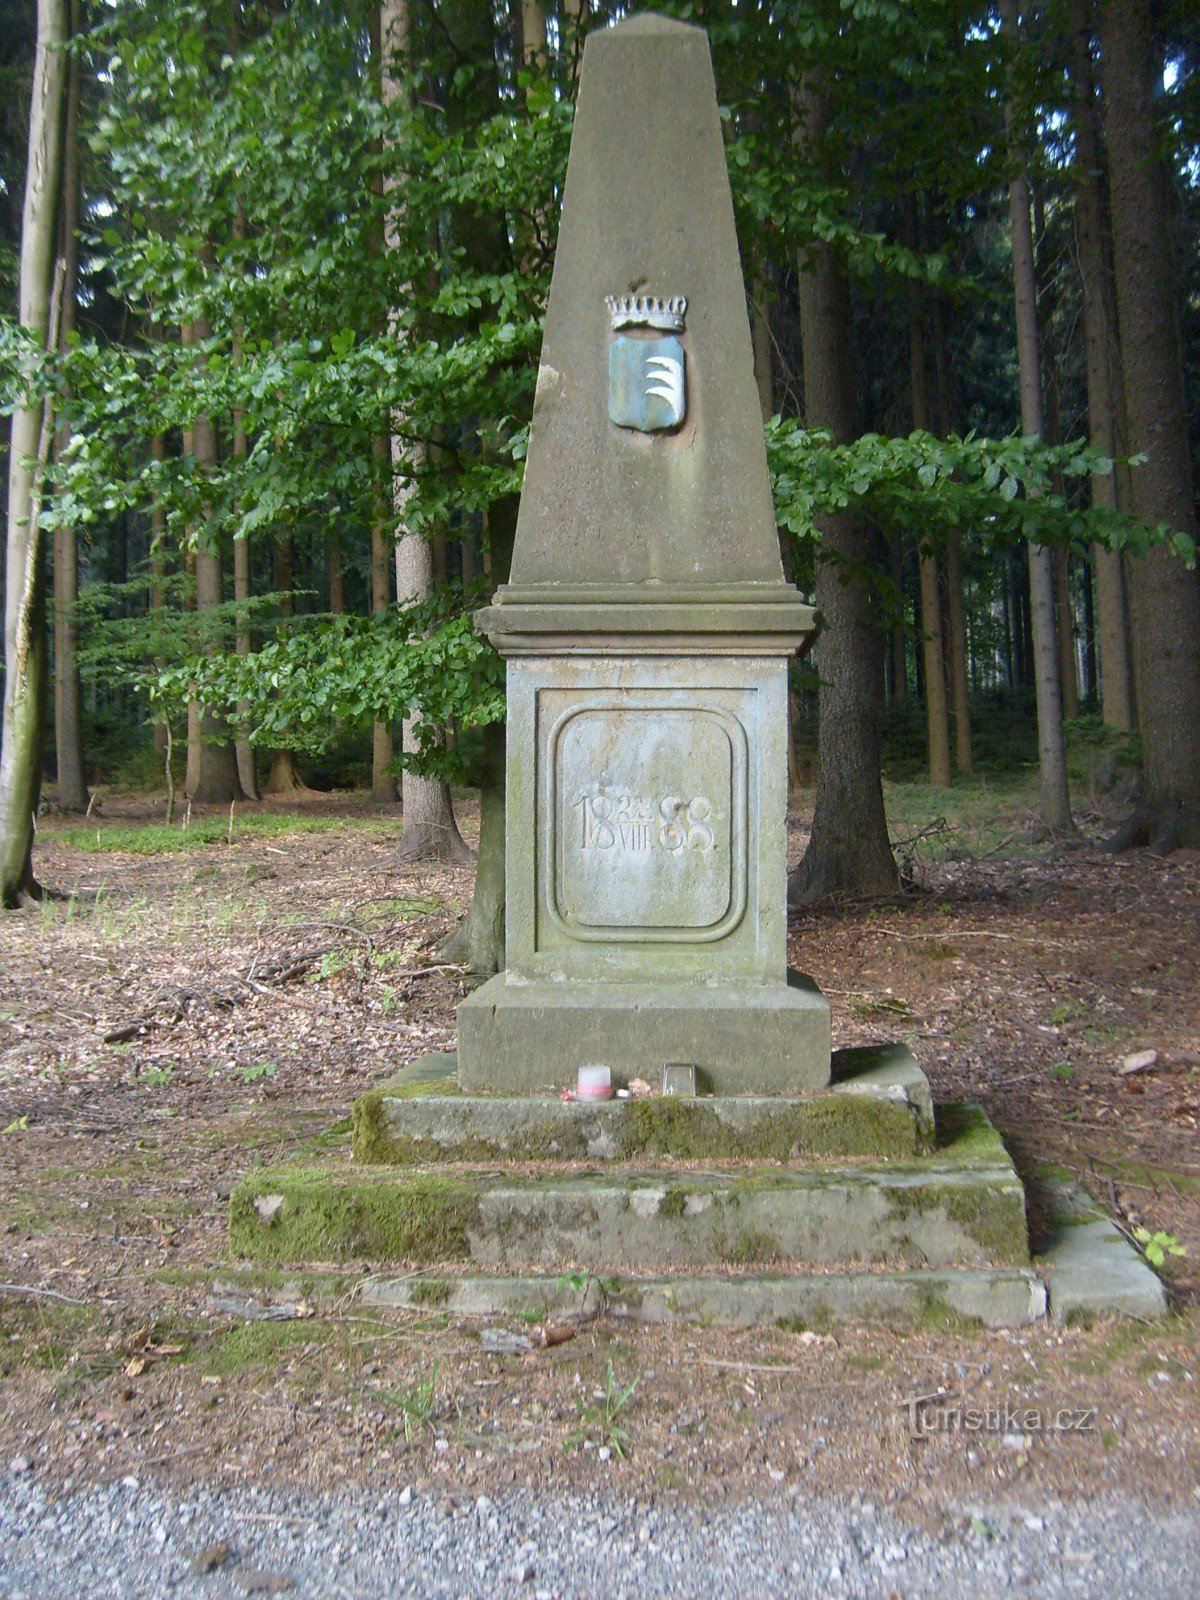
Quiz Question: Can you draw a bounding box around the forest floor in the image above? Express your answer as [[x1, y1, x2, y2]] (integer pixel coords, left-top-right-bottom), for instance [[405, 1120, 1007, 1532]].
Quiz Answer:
[[1, 777, 1198, 1536]]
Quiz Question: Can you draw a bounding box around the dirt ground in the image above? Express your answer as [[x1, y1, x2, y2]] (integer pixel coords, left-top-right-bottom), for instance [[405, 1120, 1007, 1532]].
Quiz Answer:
[[1, 786, 1198, 1526]]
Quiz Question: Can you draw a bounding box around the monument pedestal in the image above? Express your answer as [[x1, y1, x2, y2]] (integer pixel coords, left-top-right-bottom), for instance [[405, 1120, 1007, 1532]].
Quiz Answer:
[[458, 595, 829, 1095], [458, 972, 830, 1096]]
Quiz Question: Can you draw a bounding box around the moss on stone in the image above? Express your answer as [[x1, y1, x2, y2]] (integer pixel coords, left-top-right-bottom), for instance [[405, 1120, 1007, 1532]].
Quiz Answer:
[[884, 1179, 1029, 1266], [658, 1186, 689, 1219], [722, 1228, 780, 1266], [614, 1093, 918, 1162], [933, 1103, 1009, 1164], [229, 1163, 479, 1265], [407, 1277, 452, 1307]]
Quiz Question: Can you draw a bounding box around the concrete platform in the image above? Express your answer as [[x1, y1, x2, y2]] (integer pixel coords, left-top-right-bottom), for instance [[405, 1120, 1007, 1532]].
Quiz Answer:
[[354, 1043, 936, 1166], [361, 1267, 1047, 1331]]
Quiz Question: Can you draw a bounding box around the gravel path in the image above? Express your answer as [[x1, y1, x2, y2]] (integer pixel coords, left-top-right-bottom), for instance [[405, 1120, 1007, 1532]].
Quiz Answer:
[[2, 1470, 1197, 1599]]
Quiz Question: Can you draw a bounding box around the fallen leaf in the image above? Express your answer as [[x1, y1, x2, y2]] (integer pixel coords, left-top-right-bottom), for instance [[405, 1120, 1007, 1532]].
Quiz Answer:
[[191, 1541, 232, 1575]]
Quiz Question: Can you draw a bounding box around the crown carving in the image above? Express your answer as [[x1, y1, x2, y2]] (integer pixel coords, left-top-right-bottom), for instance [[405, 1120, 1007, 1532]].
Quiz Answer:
[[605, 293, 687, 333]]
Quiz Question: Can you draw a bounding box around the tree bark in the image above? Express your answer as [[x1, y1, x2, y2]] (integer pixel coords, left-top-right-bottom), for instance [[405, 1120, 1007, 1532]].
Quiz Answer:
[[150, 432, 169, 764], [382, 0, 469, 863], [231, 202, 259, 801], [904, 196, 950, 788], [1101, 0, 1200, 850], [262, 529, 305, 794], [1, 0, 67, 907], [182, 316, 241, 805], [929, 282, 973, 773], [1002, 0, 1076, 837], [787, 82, 897, 907], [751, 273, 774, 422], [370, 440, 397, 802], [1067, 0, 1135, 732], [52, 0, 86, 812], [1053, 547, 1079, 721]]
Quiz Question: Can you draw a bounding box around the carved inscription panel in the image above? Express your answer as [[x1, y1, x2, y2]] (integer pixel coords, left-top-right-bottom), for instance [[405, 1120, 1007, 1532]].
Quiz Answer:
[[549, 704, 747, 937]]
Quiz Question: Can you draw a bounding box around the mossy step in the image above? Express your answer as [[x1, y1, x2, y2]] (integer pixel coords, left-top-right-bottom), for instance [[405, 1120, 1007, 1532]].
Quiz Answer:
[[353, 1043, 936, 1165], [361, 1267, 1047, 1331], [230, 1104, 1028, 1272]]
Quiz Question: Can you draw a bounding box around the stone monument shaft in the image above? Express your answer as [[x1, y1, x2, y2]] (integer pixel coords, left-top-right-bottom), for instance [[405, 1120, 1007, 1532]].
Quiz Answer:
[[457, 13, 829, 1093]]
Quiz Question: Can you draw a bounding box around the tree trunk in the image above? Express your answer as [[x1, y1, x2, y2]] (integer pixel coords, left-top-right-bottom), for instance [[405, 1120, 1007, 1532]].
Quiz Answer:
[[1053, 547, 1079, 721], [382, 0, 470, 864], [1101, 0, 1200, 850], [1067, 0, 1135, 732], [930, 281, 973, 773], [904, 196, 950, 788], [231, 203, 259, 801], [1, 0, 67, 907], [150, 433, 169, 765], [439, 721, 506, 973], [944, 532, 972, 774], [887, 533, 907, 704], [787, 82, 897, 907], [751, 273, 774, 422], [52, 0, 86, 813], [370, 439, 397, 803], [183, 316, 241, 805], [262, 529, 305, 794], [1003, 0, 1076, 837]]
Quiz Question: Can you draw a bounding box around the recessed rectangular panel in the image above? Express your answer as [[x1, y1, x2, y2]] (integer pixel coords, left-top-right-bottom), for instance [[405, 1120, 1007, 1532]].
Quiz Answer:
[[547, 702, 747, 940]]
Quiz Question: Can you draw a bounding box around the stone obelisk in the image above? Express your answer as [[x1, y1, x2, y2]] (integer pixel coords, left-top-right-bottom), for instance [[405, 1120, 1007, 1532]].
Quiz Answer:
[[457, 13, 829, 1093]]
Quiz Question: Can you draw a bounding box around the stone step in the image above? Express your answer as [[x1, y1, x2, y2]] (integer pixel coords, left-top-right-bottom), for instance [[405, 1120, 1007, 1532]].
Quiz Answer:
[[353, 1043, 936, 1166], [361, 1267, 1047, 1331], [230, 1105, 1029, 1274]]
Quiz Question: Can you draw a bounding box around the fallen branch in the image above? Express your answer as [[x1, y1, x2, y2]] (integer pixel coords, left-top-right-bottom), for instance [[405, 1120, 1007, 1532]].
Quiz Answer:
[[0, 1282, 88, 1306]]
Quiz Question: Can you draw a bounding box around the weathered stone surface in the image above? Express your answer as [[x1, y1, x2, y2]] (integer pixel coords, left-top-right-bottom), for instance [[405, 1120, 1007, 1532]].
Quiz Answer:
[[830, 1043, 936, 1145], [230, 1105, 1028, 1272], [1036, 1180, 1169, 1324], [504, 14, 783, 589], [456, 971, 831, 1095], [499, 655, 797, 988], [362, 1268, 1047, 1331], [355, 1045, 934, 1165], [458, 15, 821, 1095]]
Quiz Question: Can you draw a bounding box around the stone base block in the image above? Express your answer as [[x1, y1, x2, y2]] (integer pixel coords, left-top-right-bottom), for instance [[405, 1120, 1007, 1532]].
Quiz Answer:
[[1036, 1179, 1168, 1324], [456, 968, 831, 1094], [354, 1043, 935, 1165], [230, 1105, 1028, 1273], [362, 1267, 1047, 1331]]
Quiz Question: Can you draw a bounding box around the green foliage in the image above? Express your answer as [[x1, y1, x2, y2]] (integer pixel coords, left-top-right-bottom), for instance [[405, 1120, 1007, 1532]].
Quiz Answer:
[[232, 1062, 278, 1085], [568, 1360, 639, 1461], [1133, 1229, 1187, 1270], [147, 594, 506, 783], [384, 1361, 443, 1446]]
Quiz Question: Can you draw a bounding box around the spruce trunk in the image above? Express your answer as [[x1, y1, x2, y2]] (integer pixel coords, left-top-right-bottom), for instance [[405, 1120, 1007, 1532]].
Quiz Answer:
[[787, 84, 897, 907], [1101, 0, 1200, 850], [1003, 0, 1075, 837]]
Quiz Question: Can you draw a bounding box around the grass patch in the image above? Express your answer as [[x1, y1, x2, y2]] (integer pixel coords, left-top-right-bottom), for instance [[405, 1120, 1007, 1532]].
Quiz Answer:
[[57, 813, 389, 856], [203, 1317, 330, 1376]]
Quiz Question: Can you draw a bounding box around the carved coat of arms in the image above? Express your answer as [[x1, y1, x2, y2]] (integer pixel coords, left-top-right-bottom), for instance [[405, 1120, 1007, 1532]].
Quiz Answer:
[[605, 293, 687, 433]]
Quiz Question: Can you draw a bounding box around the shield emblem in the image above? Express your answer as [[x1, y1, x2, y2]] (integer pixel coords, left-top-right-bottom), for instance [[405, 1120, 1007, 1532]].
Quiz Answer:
[[608, 334, 687, 433]]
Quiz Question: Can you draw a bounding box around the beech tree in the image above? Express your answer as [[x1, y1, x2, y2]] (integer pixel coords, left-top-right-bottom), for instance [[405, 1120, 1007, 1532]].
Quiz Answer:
[[0, 0, 68, 907]]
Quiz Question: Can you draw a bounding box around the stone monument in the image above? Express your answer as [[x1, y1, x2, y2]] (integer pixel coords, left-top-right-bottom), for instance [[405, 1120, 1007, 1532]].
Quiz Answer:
[[457, 12, 829, 1095], [231, 14, 1170, 1333]]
